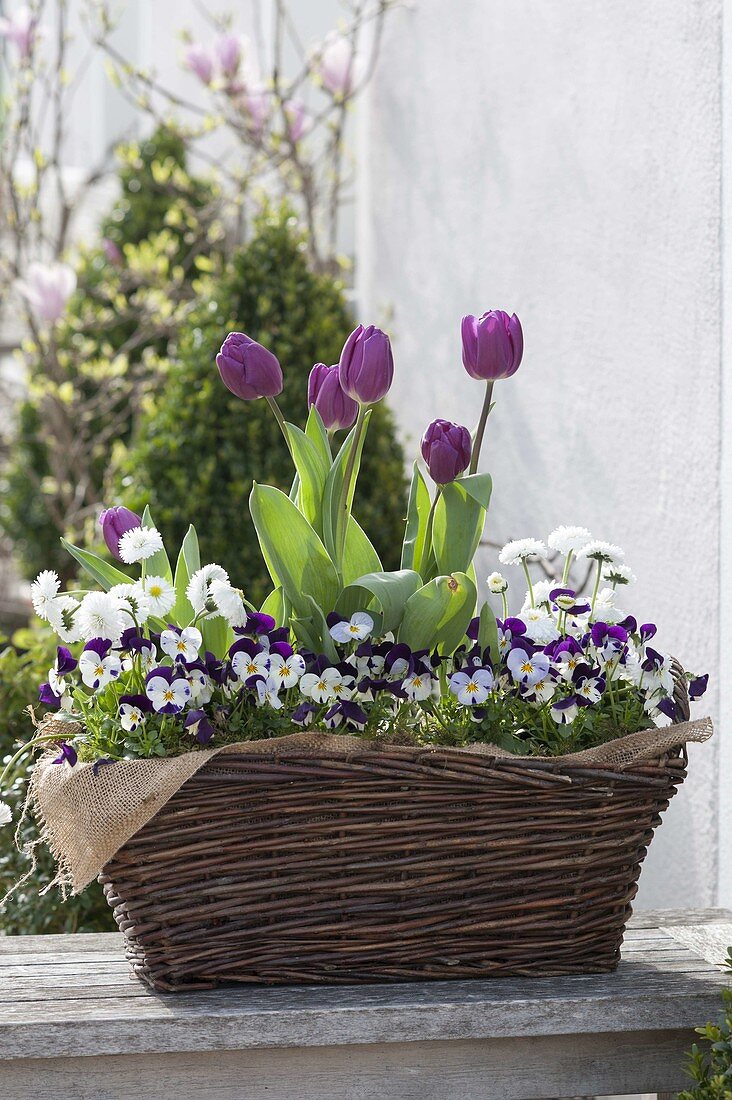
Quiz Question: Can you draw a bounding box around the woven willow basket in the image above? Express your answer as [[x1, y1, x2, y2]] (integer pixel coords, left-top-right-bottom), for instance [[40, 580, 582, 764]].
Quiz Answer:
[[99, 679, 692, 992]]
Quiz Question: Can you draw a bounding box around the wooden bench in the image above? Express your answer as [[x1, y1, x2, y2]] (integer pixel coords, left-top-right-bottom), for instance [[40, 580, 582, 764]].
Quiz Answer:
[[1, 908, 730, 1099]]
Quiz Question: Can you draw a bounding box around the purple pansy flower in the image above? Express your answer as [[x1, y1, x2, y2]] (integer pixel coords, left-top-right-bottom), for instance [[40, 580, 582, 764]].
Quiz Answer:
[[506, 648, 550, 686], [184, 709, 215, 745], [39, 681, 62, 708], [689, 674, 709, 701], [52, 742, 77, 767]]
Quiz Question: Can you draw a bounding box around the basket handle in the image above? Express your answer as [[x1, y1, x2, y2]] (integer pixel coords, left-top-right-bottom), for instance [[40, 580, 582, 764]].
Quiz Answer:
[[671, 656, 691, 724]]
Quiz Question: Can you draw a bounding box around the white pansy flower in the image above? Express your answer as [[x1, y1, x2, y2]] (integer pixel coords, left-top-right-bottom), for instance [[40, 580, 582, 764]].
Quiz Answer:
[[184, 667, 213, 704], [160, 627, 202, 664], [530, 677, 556, 703], [498, 538, 548, 566], [78, 648, 122, 691], [603, 562, 636, 587], [119, 702, 146, 732], [0, 801, 12, 827], [256, 676, 283, 710], [186, 564, 230, 614], [268, 652, 306, 689], [330, 612, 374, 643], [577, 540, 625, 566], [486, 572, 508, 594], [118, 525, 165, 564], [209, 579, 248, 627], [142, 575, 176, 617], [522, 608, 560, 644], [547, 526, 592, 555], [449, 668, 494, 706], [300, 667, 352, 703], [76, 591, 126, 644], [146, 674, 191, 713], [402, 672, 434, 701], [232, 649, 271, 682]]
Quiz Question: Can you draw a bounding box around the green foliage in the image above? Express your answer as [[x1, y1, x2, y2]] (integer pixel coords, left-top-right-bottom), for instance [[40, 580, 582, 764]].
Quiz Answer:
[[118, 211, 408, 608], [681, 951, 732, 1099], [0, 625, 114, 933], [0, 127, 219, 584]]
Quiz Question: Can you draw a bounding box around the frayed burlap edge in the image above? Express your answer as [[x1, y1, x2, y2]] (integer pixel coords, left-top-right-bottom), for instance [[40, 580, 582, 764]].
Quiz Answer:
[[15, 715, 714, 896]]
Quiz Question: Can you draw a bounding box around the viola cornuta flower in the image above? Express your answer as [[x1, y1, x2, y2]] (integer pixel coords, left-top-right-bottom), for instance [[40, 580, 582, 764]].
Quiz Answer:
[[160, 627, 203, 665], [329, 612, 374, 644]]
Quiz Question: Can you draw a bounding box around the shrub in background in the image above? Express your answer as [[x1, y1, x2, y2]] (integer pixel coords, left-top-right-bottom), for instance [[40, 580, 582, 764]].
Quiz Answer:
[[117, 210, 408, 606], [681, 950, 732, 1099]]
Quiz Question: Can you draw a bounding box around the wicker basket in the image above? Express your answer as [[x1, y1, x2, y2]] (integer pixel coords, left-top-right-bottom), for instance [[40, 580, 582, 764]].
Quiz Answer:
[[100, 722, 691, 992]]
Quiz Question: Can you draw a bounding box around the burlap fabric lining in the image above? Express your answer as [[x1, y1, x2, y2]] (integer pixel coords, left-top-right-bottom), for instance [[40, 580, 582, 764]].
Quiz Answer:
[[22, 714, 712, 895]]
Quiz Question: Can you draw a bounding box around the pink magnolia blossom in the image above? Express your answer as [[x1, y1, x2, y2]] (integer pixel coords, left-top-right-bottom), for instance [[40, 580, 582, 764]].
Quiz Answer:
[[317, 31, 355, 97], [183, 43, 214, 84], [283, 99, 310, 143], [0, 6, 37, 58], [244, 87, 270, 135], [215, 33, 240, 78], [16, 262, 76, 325]]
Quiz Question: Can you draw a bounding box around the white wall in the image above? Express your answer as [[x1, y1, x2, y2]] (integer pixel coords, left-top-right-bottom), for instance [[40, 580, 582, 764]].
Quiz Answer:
[[358, 0, 724, 907]]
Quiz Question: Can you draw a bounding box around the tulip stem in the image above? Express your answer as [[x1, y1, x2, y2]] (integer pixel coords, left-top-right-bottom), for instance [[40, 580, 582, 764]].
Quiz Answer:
[[469, 381, 494, 475], [335, 403, 369, 572], [266, 396, 290, 448], [421, 487, 442, 576]]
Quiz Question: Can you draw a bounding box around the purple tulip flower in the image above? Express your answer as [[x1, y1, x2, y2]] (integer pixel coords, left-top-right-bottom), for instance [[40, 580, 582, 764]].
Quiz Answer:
[[461, 310, 523, 381], [338, 324, 394, 404], [99, 506, 141, 561], [216, 331, 283, 401], [308, 363, 359, 431], [420, 419, 471, 484]]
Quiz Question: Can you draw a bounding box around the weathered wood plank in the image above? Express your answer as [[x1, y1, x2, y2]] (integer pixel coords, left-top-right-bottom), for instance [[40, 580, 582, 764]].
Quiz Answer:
[[0, 1030, 700, 1100], [663, 922, 732, 966]]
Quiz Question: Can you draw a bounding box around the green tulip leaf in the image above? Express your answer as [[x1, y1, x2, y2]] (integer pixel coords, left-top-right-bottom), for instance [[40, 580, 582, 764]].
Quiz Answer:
[[141, 505, 173, 583], [260, 586, 288, 627], [250, 483, 340, 618], [171, 524, 200, 627], [284, 421, 330, 533], [398, 571, 477, 655], [342, 516, 383, 586], [401, 461, 432, 573], [201, 613, 233, 660], [305, 405, 332, 468], [291, 596, 339, 662], [432, 474, 492, 575], [477, 599, 500, 667], [322, 408, 372, 570], [338, 568, 422, 634], [61, 539, 132, 592]]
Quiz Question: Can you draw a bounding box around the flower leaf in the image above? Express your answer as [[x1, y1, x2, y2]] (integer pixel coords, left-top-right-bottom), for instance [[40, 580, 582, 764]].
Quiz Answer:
[[398, 572, 477, 655], [342, 516, 382, 586], [260, 586, 288, 627], [60, 539, 132, 592], [477, 599, 500, 667], [283, 421, 330, 534], [141, 505, 173, 583], [322, 409, 372, 570], [432, 475, 492, 575], [201, 614, 232, 660], [337, 568, 422, 634], [401, 461, 431, 573], [249, 483, 340, 618], [171, 524, 200, 627]]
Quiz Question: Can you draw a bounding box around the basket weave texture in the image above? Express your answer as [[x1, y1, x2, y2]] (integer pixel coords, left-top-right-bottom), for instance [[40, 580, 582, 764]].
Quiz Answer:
[[100, 730, 698, 991]]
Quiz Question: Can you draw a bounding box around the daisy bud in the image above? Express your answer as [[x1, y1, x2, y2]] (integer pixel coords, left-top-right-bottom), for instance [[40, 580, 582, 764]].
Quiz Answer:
[[461, 310, 523, 381], [308, 363, 358, 431], [99, 506, 142, 561], [216, 331, 283, 401], [420, 419, 471, 485], [338, 324, 394, 405], [487, 572, 508, 594]]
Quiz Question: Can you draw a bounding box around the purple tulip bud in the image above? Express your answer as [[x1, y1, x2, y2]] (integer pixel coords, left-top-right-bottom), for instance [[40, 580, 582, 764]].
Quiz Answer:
[[338, 324, 394, 404], [99, 506, 141, 561], [461, 310, 523, 381], [420, 418, 472, 484], [216, 331, 283, 401], [308, 363, 358, 431], [184, 44, 214, 84]]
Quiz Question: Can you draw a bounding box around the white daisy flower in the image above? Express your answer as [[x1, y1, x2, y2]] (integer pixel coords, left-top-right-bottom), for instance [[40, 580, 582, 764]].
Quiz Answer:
[[31, 570, 61, 618], [402, 672, 434, 701], [118, 525, 164, 564], [486, 572, 508, 594], [256, 676, 283, 710], [449, 668, 494, 706], [268, 652, 306, 689], [78, 648, 122, 691], [547, 526, 593, 555], [160, 627, 202, 664], [232, 649, 271, 682], [76, 591, 126, 644], [603, 562, 636, 586], [590, 587, 628, 625], [109, 584, 151, 625], [577, 540, 625, 566], [0, 801, 12, 827], [498, 538, 548, 566], [119, 702, 146, 732], [209, 579, 248, 628], [330, 612, 374, 643], [522, 608, 560, 645], [521, 579, 555, 610], [45, 595, 82, 643], [186, 564, 230, 614], [142, 575, 176, 617]]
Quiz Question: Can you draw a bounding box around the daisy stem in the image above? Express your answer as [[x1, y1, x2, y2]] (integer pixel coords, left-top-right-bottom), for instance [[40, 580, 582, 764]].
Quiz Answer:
[[469, 380, 494, 475], [590, 559, 603, 613], [501, 591, 508, 620], [522, 559, 535, 608], [562, 551, 573, 585]]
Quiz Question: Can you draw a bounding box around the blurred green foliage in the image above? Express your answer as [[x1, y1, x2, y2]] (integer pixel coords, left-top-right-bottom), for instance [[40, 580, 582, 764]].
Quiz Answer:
[[681, 949, 732, 1099]]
